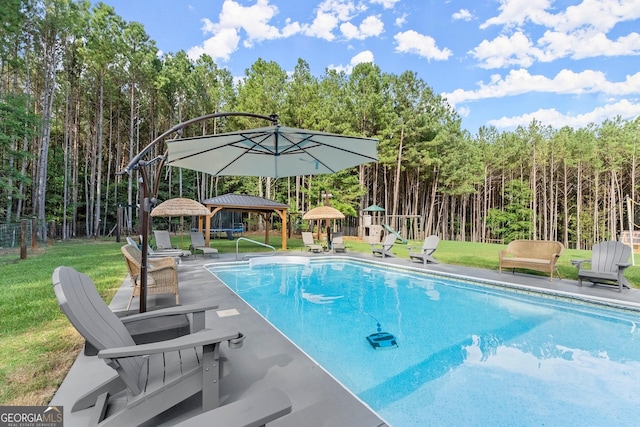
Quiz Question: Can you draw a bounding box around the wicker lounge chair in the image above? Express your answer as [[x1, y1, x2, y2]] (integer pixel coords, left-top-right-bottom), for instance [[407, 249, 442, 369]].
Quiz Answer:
[[121, 244, 180, 309]]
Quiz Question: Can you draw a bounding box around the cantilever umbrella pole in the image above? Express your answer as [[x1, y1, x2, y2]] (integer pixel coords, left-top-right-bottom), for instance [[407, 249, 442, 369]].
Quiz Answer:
[[138, 167, 150, 313]]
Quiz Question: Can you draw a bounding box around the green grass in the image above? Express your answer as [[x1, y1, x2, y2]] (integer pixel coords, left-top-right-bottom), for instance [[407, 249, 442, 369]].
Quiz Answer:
[[0, 239, 127, 405], [1, 234, 639, 405]]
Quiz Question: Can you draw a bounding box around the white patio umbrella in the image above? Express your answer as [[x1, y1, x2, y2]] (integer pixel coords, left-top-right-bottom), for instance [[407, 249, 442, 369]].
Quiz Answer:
[[166, 125, 378, 178], [125, 113, 378, 313]]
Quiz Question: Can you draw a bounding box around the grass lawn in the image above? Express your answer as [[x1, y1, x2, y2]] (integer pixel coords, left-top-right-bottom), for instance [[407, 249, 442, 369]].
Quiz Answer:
[[1, 234, 639, 406], [0, 240, 126, 405]]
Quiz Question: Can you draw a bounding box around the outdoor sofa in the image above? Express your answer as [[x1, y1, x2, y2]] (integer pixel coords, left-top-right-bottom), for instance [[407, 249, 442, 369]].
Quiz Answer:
[[499, 239, 564, 281]]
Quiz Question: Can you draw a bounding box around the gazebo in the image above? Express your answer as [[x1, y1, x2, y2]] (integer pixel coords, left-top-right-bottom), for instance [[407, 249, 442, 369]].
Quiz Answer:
[[199, 193, 289, 249]]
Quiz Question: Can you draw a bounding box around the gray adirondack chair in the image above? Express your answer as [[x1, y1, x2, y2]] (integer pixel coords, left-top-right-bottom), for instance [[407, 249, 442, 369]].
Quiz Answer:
[[174, 388, 292, 426], [573, 241, 632, 292], [408, 235, 440, 265], [74, 257, 214, 356], [52, 266, 248, 426], [371, 233, 397, 258]]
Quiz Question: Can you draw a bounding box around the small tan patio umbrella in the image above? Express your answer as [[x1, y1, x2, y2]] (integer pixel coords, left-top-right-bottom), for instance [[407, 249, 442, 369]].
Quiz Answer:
[[150, 198, 211, 247], [303, 206, 345, 243]]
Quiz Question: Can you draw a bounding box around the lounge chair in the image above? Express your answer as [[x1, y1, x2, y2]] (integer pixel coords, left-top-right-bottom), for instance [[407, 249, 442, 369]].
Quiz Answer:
[[151, 231, 192, 258], [332, 232, 346, 253], [408, 235, 440, 265], [190, 231, 219, 258], [153, 230, 175, 249], [573, 241, 632, 292], [371, 233, 397, 258], [121, 244, 180, 310], [302, 231, 324, 253], [126, 236, 191, 261], [51, 266, 260, 427]]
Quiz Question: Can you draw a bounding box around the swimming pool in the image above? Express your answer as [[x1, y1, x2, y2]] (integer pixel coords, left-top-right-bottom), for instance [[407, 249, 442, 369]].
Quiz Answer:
[[207, 257, 640, 427]]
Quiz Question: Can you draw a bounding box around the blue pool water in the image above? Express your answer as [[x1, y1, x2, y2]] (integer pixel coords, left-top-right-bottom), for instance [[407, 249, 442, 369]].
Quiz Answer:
[[207, 258, 640, 427]]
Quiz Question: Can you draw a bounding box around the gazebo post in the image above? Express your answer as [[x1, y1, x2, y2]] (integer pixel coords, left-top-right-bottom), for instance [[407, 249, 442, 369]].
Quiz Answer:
[[279, 208, 287, 250]]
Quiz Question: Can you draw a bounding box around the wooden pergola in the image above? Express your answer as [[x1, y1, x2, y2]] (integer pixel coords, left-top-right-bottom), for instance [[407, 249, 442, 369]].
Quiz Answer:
[[198, 193, 289, 250]]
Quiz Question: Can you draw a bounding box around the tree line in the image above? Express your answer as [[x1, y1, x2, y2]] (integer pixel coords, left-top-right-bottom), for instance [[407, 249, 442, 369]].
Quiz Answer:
[[1, 0, 639, 249]]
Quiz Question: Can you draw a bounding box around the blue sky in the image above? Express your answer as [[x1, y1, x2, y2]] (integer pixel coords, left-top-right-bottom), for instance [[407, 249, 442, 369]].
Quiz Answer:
[[100, 0, 640, 134]]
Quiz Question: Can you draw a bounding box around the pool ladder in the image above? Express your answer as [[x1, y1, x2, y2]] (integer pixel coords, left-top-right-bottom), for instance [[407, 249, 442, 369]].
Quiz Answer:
[[235, 237, 276, 260]]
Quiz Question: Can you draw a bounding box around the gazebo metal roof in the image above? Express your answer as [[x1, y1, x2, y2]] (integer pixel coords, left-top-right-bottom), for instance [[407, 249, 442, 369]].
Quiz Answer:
[[202, 194, 289, 211]]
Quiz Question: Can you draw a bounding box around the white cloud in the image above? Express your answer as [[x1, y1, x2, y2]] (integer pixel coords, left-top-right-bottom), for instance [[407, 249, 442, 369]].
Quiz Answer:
[[281, 19, 303, 38], [340, 22, 360, 39], [480, 0, 553, 29], [188, 25, 241, 61], [370, 0, 400, 9], [303, 11, 340, 41], [555, 0, 640, 32], [470, 31, 537, 68], [443, 69, 640, 106], [483, 0, 640, 33], [328, 50, 374, 74], [395, 13, 407, 27], [452, 9, 473, 21], [340, 15, 384, 40], [394, 30, 452, 61], [538, 30, 640, 60], [457, 106, 471, 117], [487, 99, 640, 129], [216, 0, 282, 45], [187, 0, 302, 60], [475, 0, 640, 68], [352, 50, 374, 63], [302, 0, 376, 41], [188, 0, 390, 61]]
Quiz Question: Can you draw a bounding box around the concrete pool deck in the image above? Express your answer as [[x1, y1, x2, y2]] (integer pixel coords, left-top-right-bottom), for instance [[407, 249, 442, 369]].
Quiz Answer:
[[50, 250, 640, 426]]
